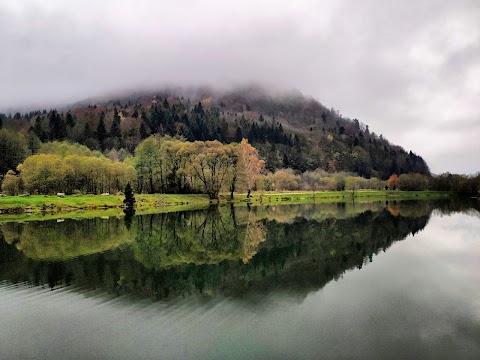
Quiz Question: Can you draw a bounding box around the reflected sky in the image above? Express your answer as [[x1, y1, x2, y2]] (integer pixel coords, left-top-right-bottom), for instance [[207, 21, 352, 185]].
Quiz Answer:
[[1, 202, 479, 359]]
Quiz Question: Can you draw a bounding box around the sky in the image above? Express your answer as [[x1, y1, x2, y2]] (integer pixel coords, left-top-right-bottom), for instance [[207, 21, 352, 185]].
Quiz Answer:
[[1, 0, 479, 174]]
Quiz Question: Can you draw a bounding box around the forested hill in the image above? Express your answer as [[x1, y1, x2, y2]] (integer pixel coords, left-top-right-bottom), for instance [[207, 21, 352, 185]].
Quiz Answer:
[[0, 86, 429, 179]]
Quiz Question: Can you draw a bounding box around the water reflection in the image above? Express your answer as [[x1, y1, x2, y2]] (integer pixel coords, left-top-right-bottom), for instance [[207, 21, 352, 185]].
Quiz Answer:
[[0, 199, 478, 301]]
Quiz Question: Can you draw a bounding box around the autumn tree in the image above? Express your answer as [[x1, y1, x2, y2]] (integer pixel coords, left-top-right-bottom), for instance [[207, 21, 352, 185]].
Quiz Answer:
[[184, 141, 236, 199], [1, 170, 23, 195], [387, 173, 399, 190], [268, 169, 300, 191], [20, 154, 65, 194], [16, 142, 136, 195], [236, 139, 264, 198]]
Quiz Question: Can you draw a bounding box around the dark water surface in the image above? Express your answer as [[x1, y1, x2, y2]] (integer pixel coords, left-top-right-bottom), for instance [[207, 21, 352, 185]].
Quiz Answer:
[[1, 200, 479, 359]]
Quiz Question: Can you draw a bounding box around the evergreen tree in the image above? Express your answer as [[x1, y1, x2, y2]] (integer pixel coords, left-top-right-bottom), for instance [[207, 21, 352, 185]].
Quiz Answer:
[[110, 107, 122, 138], [235, 127, 243, 143], [27, 130, 41, 154], [123, 182, 136, 209], [97, 112, 107, 151], [32, 117, 47, 141], [321, 111, 327, 123], [163, 98, 170, 109], [139, 121, 148, 139], [83, 123, 92, 140], [65, 112, 75, 127]]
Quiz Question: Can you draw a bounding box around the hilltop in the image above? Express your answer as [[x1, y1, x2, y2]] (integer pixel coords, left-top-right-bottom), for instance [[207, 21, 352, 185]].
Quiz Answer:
[[0, 85, 429, 179]]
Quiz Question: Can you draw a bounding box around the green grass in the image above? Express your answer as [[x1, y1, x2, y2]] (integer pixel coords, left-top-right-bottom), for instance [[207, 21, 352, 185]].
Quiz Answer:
[[0, 194, 211, 212], [0, 190, 452, 222], [227, 190, 452, 205]]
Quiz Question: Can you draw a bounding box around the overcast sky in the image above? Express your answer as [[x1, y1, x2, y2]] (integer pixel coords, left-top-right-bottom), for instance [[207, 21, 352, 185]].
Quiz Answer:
[[1, 0, 479, 174]]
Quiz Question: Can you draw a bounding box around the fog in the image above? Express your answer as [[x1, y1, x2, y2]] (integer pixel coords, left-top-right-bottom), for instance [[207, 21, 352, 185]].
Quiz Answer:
[[1, 0, 479, 174]]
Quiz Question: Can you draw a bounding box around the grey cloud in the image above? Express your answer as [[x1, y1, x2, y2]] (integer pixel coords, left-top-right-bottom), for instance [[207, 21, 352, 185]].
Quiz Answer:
[[0, 0, 479, 173]]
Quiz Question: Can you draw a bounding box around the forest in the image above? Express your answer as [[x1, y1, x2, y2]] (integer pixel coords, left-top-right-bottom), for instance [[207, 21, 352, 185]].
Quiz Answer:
[[0, 87, 478, 197]]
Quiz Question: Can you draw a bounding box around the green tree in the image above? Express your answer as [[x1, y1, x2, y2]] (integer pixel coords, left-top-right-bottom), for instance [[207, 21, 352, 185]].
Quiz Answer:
[[0, 129, 28, 176], [27, 131, 42, 155], [19, 154, 65, 194], [134, 136, 161, 193], [123, 182, 136, 208], [183, 141, 236, 199]]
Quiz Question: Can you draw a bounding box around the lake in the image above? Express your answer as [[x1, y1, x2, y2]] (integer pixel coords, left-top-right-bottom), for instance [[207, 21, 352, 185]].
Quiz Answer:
[[1, 199, 479, 359]]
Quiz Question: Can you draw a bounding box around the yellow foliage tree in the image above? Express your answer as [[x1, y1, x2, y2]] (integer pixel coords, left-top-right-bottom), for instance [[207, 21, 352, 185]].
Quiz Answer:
[[237, 139, 265, 198], [1, 170, 23, 195]]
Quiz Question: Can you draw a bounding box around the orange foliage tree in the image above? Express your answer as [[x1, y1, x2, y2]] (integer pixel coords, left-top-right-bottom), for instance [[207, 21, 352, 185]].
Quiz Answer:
[[387, 173, 399, 190]]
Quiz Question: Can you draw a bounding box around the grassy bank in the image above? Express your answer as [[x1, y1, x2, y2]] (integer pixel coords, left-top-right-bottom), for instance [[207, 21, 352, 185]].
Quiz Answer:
[[0, 190, 452, 219], [228, 190, 453, 205], [0, 194, 211, 213]]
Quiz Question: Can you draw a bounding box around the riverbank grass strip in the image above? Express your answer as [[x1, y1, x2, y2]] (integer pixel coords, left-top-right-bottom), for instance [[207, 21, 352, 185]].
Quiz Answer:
[[0, 191, 452, 216]]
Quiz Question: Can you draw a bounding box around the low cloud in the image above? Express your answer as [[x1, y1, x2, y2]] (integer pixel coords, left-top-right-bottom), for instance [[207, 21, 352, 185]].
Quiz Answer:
[[1, 0, 478, 173]]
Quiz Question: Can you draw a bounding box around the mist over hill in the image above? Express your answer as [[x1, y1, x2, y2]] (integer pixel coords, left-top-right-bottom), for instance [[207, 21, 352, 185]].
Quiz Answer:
[[1, 85, 429, 179]]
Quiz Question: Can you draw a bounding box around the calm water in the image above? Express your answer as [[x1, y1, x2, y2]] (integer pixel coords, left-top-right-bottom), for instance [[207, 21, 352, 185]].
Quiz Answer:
[[1, 200, 479, 359]]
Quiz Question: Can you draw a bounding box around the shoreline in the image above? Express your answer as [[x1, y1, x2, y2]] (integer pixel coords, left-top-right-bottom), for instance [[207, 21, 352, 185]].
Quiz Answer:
[[0, 190, 453, 221]]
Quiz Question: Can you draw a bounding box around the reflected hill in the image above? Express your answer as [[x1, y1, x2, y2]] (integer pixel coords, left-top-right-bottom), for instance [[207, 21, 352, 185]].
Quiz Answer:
[[0, 199, 478, 301]]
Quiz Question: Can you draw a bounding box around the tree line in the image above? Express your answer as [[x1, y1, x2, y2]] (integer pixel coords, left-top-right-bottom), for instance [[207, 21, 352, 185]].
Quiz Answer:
[[3, 137, 479, 198], [1, 88, 431, 179], [0, 130, 478, 197], [0, 137, 264, 199]]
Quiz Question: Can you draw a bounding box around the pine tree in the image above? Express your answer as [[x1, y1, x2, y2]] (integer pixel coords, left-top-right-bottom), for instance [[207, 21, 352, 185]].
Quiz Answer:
[[123, 182, 136, 209], [58, 113, 68, 140], [321, 111, 327, 123], [65, 112, 75, 127], [163, 98, 170, 109], [139, 121, 148, 139], [234, 127, 243, 142], [48, 110, 67, 140], [83, 123, 92, 140], [110, 107, 121, 138], [97, 112, 107, 150], [32, 117, 47, 141]]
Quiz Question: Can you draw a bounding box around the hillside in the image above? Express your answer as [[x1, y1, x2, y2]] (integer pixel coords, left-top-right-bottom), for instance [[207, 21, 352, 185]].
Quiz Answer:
[[0, 85, 429, 179]]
